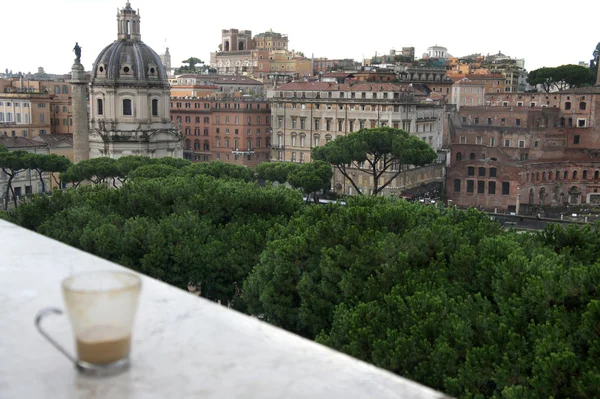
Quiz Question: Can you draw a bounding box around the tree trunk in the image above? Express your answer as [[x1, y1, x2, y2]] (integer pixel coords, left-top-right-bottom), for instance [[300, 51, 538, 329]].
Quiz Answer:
[[37, 169, 46, 193]]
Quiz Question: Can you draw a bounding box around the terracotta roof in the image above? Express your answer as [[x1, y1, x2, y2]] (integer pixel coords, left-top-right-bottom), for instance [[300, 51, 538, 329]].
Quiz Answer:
[[0, 136, 47, 149], [33, 134, 73, 148]]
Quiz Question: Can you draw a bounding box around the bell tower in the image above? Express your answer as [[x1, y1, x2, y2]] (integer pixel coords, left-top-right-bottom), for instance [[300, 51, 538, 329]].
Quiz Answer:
[[117, 2, 141, 42]]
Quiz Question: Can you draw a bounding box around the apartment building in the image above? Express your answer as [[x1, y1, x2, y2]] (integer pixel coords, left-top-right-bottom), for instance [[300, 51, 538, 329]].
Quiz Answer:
[[1, 78, 73, 136], [170, 96, 271, 167]]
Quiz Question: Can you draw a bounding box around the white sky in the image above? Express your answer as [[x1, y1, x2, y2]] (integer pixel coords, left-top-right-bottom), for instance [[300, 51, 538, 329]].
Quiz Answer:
[[3, 0, 598, 75]]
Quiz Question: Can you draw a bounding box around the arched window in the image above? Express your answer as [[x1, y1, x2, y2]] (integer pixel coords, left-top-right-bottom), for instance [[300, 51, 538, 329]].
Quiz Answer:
[[595, 170, 599, 179], [568, 118, 573, 127], [583, 170, 588, 179], [123, 99, 132, 116], [560, 117, 565, 127], [469, 152, 475, 160], [565, 102, 571, 110], [224, 40, 230, 51], [203, 141, 209, 151], [151, 99, 158, 116], [542, 171, 546, 180], [564, 171, 568, 179], [548, 171, 553, 180], [194, 140, 200, 150], [239, 41, 244, 50], [97, 99, 103, 115], [573, 170, 578, 179], [580, 102, 587, 111], [184, 139, 191, 150], [456, 152, 462, 161], [536, 172, 540, 181], [556, 170, 561, 180]]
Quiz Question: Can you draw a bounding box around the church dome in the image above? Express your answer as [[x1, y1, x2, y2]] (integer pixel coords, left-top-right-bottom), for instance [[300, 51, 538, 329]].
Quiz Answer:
[[91, 2, 167, 84], [93, 41, 167, 82]]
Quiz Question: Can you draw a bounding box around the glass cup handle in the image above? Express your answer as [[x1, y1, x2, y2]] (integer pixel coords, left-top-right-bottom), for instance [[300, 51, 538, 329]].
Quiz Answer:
[[35, 307, 77, 364]]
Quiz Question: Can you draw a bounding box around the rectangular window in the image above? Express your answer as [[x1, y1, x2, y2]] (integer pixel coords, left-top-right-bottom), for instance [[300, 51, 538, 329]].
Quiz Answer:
[[519, 140, 525, 148], [123, 99, 132, 116], [488, 181, 496, 195], [502, 182, 510, 195], [515, 118, 521, 126], [314, 119, 320, 130], [504, 139, 510, 147], [151, 99, 158, 116], [574, 135, 580, 144], [226, 116, 230, 124], [478, 167, 486, 177], [490, 137, 496, 146], [97, 99, 104, 115], [476, 136, 482, 144], [466, 180, 474, 193], [477, 181, 485, 194], [467, 167, 475, 176], [460, 136, 466, 144], [489, 168, 497, 178], [487, 118, 492, 125], [454, 179, 461, 192]]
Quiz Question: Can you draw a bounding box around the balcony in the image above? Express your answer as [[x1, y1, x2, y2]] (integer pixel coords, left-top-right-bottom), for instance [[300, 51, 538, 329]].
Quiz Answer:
[[0, 219, 447, 398]]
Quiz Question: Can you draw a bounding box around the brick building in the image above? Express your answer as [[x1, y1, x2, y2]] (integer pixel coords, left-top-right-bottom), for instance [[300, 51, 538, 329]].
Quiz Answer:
[[170, 96, 271, 167], [446, 87, 600, 212]]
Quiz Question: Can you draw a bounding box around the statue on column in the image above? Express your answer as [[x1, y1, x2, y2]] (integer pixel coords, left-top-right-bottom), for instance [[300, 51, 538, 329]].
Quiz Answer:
[[73, 42, 82, 62]]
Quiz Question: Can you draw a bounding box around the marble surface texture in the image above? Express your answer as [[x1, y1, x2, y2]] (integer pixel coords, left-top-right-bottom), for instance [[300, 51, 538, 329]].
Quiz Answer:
[[0, 219, 449, 398]]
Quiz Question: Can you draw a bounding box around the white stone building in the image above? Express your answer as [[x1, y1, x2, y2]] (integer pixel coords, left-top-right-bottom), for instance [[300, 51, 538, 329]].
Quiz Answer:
[[87, 2, 183, 159]]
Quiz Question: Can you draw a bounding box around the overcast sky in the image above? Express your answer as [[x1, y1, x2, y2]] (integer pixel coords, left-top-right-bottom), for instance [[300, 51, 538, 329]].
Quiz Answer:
[[3, 0, 598, 76]]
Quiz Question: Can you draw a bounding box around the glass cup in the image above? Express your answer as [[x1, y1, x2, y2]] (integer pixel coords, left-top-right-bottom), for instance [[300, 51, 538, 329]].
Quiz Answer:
[[35, 271, 141, 376]]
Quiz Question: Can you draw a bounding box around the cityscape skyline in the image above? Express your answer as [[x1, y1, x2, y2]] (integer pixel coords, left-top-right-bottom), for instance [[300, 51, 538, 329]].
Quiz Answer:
[[3, 0, 599, 75]]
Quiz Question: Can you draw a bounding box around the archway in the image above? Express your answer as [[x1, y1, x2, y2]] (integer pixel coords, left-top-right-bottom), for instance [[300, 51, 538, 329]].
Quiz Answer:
[[529, 188, 534, 204], [239, 41, 244, 51], [569, 186, 581, 205], [224, 40, 230, 51]]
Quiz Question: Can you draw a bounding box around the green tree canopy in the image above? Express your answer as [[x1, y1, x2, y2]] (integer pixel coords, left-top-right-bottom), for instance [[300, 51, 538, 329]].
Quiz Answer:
[[527, 64, 596, 92], [256, 161, 299, 183], [287, 161, 333, 203], [312, 127, 437, 195], [27, 153, 72, 192], [0, 150, 29, 209]]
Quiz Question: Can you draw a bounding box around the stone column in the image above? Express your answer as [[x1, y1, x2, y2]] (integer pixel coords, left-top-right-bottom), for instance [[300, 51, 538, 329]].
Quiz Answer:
[[70, 60, 90, 163]]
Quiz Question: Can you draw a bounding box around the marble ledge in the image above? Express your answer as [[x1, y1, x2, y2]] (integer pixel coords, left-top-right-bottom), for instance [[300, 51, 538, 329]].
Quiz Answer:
[[0, 219, 450, 399]]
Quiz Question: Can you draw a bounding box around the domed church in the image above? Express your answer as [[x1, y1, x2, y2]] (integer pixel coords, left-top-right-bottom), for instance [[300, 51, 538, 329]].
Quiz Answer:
[[87, 2, 182, 159]]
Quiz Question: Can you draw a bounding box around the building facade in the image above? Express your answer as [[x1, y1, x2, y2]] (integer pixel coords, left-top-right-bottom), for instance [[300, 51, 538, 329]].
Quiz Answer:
[[1, 79, 72, 136], [209, 29, 311, 80], [170, 96, 271, 167], [268, 81, 445, 195], [446, 87, 600, 212], [87, 1, 183, 159]]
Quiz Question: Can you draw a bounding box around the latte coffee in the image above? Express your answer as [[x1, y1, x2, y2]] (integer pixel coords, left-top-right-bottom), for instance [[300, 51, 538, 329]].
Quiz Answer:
[[76, 325, 131, 365]]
